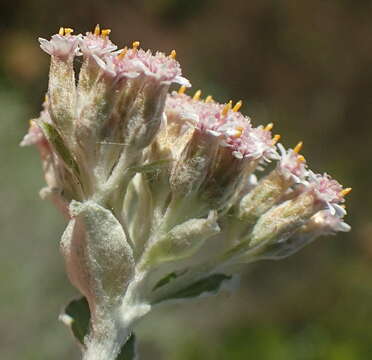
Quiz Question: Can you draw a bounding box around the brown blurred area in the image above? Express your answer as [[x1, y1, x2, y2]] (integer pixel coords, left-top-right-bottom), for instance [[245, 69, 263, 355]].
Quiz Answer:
[[1, 1, 372, 359]]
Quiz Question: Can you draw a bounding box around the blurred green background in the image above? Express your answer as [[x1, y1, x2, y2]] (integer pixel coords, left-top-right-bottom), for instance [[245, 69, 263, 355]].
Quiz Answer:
[[1, 0, 371, 359]]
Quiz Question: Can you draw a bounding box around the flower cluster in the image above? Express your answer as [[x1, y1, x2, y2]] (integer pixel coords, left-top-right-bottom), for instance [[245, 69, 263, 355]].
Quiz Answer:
[[22, 26, 351, 360]]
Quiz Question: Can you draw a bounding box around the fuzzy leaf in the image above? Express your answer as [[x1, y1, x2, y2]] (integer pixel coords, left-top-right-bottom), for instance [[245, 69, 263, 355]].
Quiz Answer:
[[62, 200, 135, 301], [155, 273, 232, 303], [61, 297, 137, 360]]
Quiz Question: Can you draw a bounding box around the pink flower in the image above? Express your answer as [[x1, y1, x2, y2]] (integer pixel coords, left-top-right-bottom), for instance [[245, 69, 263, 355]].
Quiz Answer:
[[39, 28, 81, 59], [234, 125, 277, 161], [93, 48, 190, 86], [165, 92, 196, 121], [311, 209, 351, 234], [277, 143, 307, 182], [129, 49, 190, 86], [165, 92, 277, 161], [21, 120, 45, 147], [21, 98, 51, 152], [93, 53, 142, 80], [307, 172, 344, 204], [79, 32, 117, 57]]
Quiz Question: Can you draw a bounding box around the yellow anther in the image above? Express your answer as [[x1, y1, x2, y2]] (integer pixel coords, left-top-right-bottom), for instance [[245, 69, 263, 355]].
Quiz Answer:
[[193, 89, 202, 101], [340, 187, 352, 197], [297, 155, 306, 163], [101, 29, 111, 37], [58, 27, 64, 35], [178, 85, 187, 95], [293, 141, 303, 153], [94, 24, 100, 36], [272, 134, 281, 145], [64, 28, 74, 35], [232, 100, 243, 112], [117, 47, 128, 60], [205, 95, 213, 103], [264, 123, 274, 131], [132, 41, 140, 49], [169, 50, 177, 59], [44, 94, 49, 103], [222, 100, 233, 116], [235, 126, 244, 137]]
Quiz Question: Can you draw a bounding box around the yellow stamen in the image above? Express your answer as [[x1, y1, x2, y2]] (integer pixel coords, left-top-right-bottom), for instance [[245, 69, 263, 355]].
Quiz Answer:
[[297, 155, 306, 163], [205, 95, 213, 103], [44, 94, 49, 103], [101, 29, 111, 38], [222, 100, 233, 116], [340, 187, 352, 197], [169, 50, 177, 59], [293, 141, 303, 153], [132, 41, 140, 50], [232, 100, 242, 112], [58, 27, 64, 36], [235, 126, 244, 137], [117, 47, 128, 60], [272, 134, 281, 145], [264, 123, 274, 131], [193, 89, 202, 101], [64, 28, 74, 35], [94, 24, 100, 36], [178, 85, 187, 95]]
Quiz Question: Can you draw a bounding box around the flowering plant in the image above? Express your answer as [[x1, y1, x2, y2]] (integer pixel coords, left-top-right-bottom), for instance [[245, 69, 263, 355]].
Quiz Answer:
[[22, 25, 351, 360]]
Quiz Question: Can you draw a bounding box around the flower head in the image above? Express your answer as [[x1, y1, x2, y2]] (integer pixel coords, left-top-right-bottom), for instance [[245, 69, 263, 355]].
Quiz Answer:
[[131, 49, 190, 86], [277, 143, 307, 182], [93, 52, 142, 80], [79, 27, 117, 58], [93, 44, 190, 88], [39, 27, 81, 59], [23, 26, 351, 360], [307, 171, 345, 204], [165, 91, 277, 161]]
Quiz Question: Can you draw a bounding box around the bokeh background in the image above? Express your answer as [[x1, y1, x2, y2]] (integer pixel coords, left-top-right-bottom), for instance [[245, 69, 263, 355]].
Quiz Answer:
[[1, 0, 371, 359]]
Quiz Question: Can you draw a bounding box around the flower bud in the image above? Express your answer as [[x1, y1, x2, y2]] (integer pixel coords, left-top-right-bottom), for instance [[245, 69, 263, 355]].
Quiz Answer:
[[248, 191, 319, 248], [142, 210, 220, 268], [249, 172, 346, 248], [170, 129, 220, 196], [78, 30, 118, 94], [122, 79, 169, 150], [239, 144, 307, 223], [166, 93, 277, 212], [39, 30, 81, 140], [252, 208, 351, 261]]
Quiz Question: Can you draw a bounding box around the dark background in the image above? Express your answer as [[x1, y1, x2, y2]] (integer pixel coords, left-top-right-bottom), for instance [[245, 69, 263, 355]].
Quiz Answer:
[[1, 0, 371, 359]]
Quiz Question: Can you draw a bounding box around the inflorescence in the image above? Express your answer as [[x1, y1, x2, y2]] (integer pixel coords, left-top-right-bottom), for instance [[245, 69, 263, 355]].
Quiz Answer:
[[22, 26, 351, 360]]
